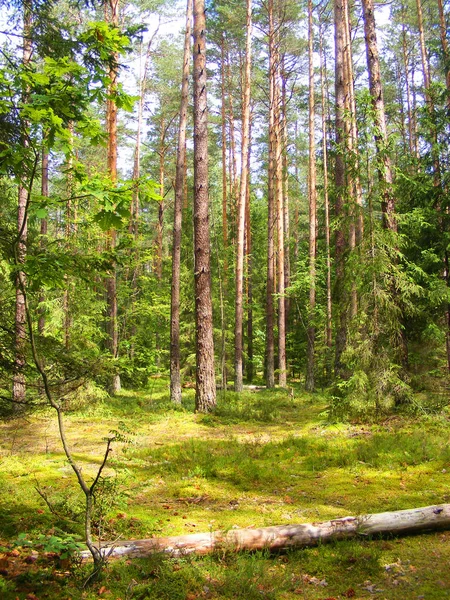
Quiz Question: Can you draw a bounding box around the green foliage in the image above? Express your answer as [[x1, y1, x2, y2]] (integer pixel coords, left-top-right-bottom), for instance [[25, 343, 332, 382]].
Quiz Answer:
[[13, 531, 84, 561]]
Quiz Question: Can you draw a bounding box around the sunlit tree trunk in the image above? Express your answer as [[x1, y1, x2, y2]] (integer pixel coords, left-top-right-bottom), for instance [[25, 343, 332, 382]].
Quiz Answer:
[[362, 0, 396, 231], [245, 126, 253, 383], [265, 0, 276, 389], [13, 0, 33, 407], [401, 12, 416, 158], [105, 0, 121, 395], [170, 0, 192, 404], [334, 0, 348, 376], [38, 146, 48, 336], [305, 0, 316, 392], [319, 23, 333, 380], [416, 0, 441, 183], [220, 34, 228, 273], [234, 0, 252, 393], [437, 0, 450, 104], [281, 62, 291, 332], [193, 0, 216, 412]]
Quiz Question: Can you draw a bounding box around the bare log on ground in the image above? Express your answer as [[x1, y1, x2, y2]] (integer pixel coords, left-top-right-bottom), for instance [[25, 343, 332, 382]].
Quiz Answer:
[[81, 504, 450, 561]]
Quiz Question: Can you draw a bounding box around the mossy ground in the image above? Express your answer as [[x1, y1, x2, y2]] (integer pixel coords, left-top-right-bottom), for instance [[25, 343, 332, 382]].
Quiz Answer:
[[0, 382, 449, 599]]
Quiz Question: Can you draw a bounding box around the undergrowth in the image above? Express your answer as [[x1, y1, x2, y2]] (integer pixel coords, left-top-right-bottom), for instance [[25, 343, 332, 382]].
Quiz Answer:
[[0, 381, 449, 599]]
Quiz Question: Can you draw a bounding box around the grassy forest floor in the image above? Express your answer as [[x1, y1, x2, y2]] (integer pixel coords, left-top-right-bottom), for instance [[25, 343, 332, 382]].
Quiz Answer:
[[0, 382, 450, 599]]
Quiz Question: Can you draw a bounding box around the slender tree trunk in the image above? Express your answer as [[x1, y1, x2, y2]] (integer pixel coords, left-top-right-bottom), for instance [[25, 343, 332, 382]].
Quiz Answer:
[[234, 0, 252, 393], [225, 47, 238, 230], [437, 0, 450, 104], [63, 122, 74, 350], [220, 34, 228, 272], [334, 0, 348, 376], [13, 0, 33, 407], [276, 62, 286, 388], [305, 0, 316, 392], [319, 24, 333, 380], [105, 0, 121, 395], [155, 116, 165, 282], [416, 0, 441, 183], [219, 36, 229, 388], [193, 0, 216, 412], [343, 0, 363, 248], [170, 0, 192, 404], [265, 0, 276, 389], [401, 14, 416, 158], [281, 63, 291, 332], [245, 137, 253, 383], [362, 0, 396, 231], [38, 147, 48, 335]]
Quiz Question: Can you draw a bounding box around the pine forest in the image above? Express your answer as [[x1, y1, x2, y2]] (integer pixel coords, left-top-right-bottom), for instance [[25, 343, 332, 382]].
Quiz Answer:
[[0, 0, 449, 598]]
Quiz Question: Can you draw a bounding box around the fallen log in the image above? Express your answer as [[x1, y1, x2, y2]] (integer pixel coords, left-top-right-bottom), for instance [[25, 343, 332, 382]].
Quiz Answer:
[[81, 503, 450, 561]]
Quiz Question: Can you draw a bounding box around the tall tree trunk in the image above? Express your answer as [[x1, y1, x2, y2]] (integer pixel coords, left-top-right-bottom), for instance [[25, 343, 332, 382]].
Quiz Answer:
[[437, 0, 450, 104], [281, 62, 291, 333], [234, 0, 252, 393], [193, 0, 216, 412], [276, 56, 286, 388], [155, 116, 165, 281], [225, 47, 238, 230], [38, 147, 48, 335], [63, 122, 74, 350], [245, 118, 253, 383], [265, 0, 276, 389], [305, 0, 317, 392], [220, 34, 229, 272], [170, 0, 192, 404], [105, 0, 121, 395], [334, 0, 348, 376], [245, 148, 254, 383], [416, 0, 441, 183], [13, 0, 33, 407], [401, 13, 417, 159], [319, 23, 333, 380], [362, 0, 396, 231]]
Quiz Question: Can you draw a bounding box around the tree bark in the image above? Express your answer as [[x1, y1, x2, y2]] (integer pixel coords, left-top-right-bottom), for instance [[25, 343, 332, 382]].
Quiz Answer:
[[105, 0, 121, 395], [362, 0, 396, 231], [334, 0, 348, 376], [234, 0, 252, 393], [319, 24, 332, 380], [265, 0, 276, 389], [81, 504, 450, 560], [275, 55, 286, 388], [13, 0, 33, 408], [245, 121, 253, 383], [38, 147, 48, 336], [170, 0, 192, 404], [437, 0, 450, 105], [305, 0, 317, 392], [193, 0, 216, 412]]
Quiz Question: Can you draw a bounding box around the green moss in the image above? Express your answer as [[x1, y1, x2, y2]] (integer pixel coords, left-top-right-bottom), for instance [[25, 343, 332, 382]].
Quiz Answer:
[[1, 384, 450, 599]]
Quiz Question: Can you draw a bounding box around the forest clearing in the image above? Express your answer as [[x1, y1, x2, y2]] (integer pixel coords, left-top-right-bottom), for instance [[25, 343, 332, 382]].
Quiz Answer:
[[1, 0, 449, 597], [1, 385, 450, 599]]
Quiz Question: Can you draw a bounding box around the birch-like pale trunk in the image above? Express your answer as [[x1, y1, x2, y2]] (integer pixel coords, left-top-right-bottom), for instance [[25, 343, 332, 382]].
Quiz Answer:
[[82, 504, 450, 560]]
